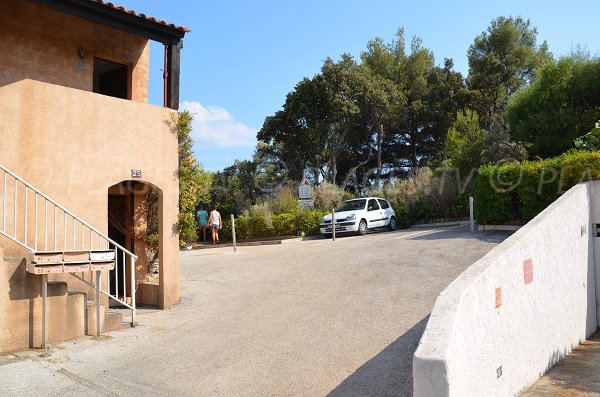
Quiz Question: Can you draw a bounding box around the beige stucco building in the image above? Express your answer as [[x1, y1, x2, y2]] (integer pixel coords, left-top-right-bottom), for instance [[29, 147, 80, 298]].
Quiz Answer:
[[0, 0, 188, 352]]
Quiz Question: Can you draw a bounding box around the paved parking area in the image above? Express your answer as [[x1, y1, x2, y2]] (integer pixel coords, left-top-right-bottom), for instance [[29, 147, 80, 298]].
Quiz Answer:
[[0, 226, 510, 396]]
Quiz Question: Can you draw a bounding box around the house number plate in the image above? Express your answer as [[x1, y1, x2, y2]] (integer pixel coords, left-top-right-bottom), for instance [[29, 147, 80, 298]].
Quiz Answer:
[[131, 169, 142, 178]]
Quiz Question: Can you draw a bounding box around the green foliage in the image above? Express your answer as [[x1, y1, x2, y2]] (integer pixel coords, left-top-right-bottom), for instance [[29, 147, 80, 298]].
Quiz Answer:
[[313, 182, 350, 211], [295, 210, 327, 236], [467, 16, 551, 129], [372, 166, 468, 226], [258, 28, 467, 186], [445, 109, 485, 175], [507, 57, 600, 158], [574, 124, 600, 151], [272, 213, 296, 235], [211, 159, 261, 216], [234, 215, 272, 240], [217, 17, 594, 230], [560, 150, 600, 186], [142, 189, 159, 267], [270, 184, 301, 214], [225, 209, 327, 241], [176, 110, 209, 246], [474, 150, 600, 224]]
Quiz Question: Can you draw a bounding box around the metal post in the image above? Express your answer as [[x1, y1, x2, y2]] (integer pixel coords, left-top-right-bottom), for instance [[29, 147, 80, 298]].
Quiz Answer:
[[42, 274, 47, 349], [95, 271, 101, 337], [332, 208, 336, 241], [130, 256, 136, 327], [3, 172, 6, 233], [53, 207, 57, 251], [231, 214, 237, 252], [469, 196, 475, 233], [24, 189, 28, 247], [14, 180, 17, 239]]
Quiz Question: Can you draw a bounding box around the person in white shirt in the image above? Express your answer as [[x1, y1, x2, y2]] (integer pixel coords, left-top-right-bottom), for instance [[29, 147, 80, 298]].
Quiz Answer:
[[208, 204, 222, 244]]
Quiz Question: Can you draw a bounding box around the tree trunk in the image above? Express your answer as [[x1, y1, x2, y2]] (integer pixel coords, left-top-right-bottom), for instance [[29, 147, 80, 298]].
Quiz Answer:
[[329, 146, 337, 184], [410, 128, 418, 170], [376, 123, 384, 187]]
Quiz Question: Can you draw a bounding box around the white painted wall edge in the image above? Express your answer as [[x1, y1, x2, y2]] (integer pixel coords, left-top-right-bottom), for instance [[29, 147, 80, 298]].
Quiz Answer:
[[413, 182, 596, 397]]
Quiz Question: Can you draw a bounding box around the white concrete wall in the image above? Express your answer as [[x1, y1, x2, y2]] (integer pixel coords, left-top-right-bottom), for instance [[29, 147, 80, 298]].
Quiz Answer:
[[413, 182, 597, 397]]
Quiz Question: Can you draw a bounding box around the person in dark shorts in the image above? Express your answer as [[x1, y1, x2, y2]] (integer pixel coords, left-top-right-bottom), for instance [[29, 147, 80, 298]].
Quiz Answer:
[[196, 206, 209, 242], [208, 204, 222, 244]]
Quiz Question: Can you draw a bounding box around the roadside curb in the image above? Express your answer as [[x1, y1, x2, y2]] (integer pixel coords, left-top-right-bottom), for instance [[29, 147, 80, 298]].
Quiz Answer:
[[187, 236, 309, 250], [477, 224, 521, 231]]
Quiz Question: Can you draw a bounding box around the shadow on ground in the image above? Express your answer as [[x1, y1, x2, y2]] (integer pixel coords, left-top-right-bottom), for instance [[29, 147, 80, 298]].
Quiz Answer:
[[327, 316, 429, 397]]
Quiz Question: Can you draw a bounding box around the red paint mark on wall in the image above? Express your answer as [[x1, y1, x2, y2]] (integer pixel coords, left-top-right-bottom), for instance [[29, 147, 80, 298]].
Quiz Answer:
[[523, 259, 533, 285], [495, 287, 502, 308]]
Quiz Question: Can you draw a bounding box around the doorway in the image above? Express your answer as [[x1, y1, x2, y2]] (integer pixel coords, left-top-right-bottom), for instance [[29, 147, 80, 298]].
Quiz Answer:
[[108, 195, 129, 299], [93, 58, 128, 99]]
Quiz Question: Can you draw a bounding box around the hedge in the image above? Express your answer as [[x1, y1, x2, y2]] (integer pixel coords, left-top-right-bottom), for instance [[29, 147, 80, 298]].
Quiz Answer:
[[474, 150, 600, 224], [212, 209, 327, 242]]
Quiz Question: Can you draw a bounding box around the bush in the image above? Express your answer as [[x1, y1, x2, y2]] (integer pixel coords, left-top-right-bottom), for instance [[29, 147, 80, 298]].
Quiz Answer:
[[373, 167, 466, 226], [224, 208, 327, 241], [314, 182, 349, 211], [246, 202, 273, 228], [296, 209, 327, 236], [272, 213, 297, 235], [271, 184, 301, 214], [474, 150, 600, 224], [233, 215, 273, 240]]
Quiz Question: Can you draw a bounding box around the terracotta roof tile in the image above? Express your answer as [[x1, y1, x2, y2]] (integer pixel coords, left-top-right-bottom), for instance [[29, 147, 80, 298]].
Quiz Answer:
[[89, 0, 191, 32]]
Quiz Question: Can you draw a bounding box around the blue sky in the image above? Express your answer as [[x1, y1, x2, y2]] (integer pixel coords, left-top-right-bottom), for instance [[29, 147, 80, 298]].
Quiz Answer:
[[116, 0, 599, 172]]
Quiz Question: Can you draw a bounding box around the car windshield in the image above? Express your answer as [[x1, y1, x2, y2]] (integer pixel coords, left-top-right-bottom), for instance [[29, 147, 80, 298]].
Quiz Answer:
[[336, 199, 366, 212]]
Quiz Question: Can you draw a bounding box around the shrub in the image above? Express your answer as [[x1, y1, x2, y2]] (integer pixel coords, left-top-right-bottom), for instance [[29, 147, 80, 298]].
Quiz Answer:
[[233, 215, 272, 240], [224, 208, 327, 241], [296, 209, 327, 236], [314, 182, 348, 211], [272, 213, 297, 235], [474, 150, 600, 224], [270, 184, 301, 214], [247, 202, 274, 228]]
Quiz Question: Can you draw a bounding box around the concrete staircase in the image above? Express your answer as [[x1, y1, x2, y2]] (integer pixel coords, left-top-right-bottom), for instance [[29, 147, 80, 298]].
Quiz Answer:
[[0, 241, 122, 353], [0, 163, 135, 353]]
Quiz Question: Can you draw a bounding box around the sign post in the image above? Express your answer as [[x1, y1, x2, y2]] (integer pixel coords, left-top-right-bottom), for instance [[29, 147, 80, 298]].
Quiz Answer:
[[298, 176, 313, 209]]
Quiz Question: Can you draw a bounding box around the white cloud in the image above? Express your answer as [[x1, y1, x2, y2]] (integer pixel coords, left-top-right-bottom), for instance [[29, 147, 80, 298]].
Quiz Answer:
[[181, 101, 258, 147]]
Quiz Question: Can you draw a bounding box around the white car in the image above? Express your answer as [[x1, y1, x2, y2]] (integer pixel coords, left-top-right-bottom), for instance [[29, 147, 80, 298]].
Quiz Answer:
[[319, 197, 397, 237]]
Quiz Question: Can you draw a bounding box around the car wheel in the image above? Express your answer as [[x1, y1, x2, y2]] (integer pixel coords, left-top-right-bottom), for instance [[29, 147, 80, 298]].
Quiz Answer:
[[323, 233, 332, 239], [388, 216, 397, 231], [357, 219, 368, 236]]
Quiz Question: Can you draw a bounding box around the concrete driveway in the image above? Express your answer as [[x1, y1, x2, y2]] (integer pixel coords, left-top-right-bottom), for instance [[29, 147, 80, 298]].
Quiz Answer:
[[0, 226, 510, 396]]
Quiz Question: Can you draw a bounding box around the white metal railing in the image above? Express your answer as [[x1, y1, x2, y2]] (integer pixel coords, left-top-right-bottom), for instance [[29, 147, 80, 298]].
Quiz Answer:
[[0, 163, 136, 325]]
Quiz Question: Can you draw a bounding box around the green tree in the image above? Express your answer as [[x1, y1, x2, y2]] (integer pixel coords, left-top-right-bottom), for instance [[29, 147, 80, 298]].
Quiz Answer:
[[259, 55, 378, 186], [507, 56, 600, 157], [445, 109, 485, 175], [355, 64, 404, 186], [385, 33, 448, 170], [176, 110, 206, 245], [467, 16, 551, 130]]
